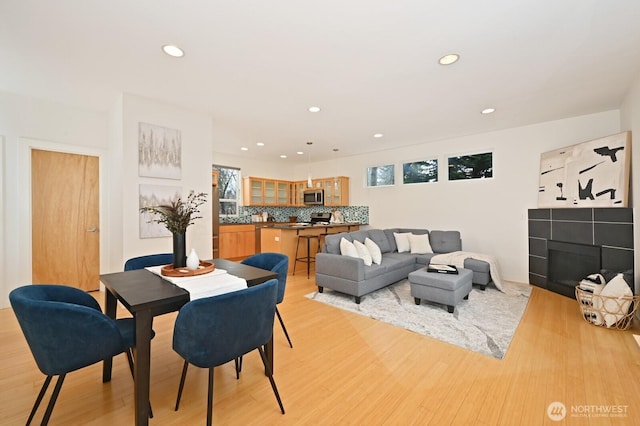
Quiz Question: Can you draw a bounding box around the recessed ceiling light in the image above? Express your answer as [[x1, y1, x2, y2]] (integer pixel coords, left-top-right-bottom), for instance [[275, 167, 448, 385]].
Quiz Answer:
[[162, 44, 184, 58], [240, 147, 248, 151], [308, 106, 321, 113], [333, 148, 340, 152], [297, 151, 304, 155], [280, 155, 287, 159], [481, 108, 496, 114], [373, 133, 384, 138], [439, 53, 459, 65], [256, 142, 265, 146]]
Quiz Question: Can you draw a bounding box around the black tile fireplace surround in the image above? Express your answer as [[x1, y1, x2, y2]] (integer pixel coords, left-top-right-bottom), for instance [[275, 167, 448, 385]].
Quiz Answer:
[[528, 208, 634, 299]]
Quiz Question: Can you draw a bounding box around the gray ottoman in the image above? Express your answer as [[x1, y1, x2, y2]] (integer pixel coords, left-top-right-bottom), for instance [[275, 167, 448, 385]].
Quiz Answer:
[[408, 267, 473, 313]]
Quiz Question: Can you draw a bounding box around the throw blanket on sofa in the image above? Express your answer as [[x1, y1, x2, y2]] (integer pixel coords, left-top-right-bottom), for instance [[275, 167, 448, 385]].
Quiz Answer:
[[430, 251, 504, 292]]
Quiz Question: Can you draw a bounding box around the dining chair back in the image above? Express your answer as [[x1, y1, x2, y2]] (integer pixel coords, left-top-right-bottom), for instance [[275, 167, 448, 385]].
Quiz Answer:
[[124, 253, 173, 271], [241, 252, 292, 348], [9, 284, 141, 425], [172, 278, 285, 425]]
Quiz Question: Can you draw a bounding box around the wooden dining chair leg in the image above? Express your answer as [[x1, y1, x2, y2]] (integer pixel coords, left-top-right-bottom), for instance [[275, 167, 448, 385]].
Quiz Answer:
[[175, 360, 190, 411]]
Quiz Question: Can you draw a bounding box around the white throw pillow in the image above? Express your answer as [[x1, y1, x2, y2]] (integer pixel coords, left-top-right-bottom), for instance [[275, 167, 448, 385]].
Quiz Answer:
[[394, 232, 411, 253], [353, 240, 372, 266], [598, 273, 633, 327], [364, 237, 382, 265], [409, 233, 433, 254], [339, 237, 359, 258]]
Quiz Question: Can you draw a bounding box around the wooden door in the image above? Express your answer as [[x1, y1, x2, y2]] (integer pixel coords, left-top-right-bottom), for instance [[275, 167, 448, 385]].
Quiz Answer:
[[31, 149, 100, 291]]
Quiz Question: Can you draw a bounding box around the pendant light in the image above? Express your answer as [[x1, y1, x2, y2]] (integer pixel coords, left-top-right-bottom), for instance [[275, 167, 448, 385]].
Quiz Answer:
[[306, 141, 313, 187]]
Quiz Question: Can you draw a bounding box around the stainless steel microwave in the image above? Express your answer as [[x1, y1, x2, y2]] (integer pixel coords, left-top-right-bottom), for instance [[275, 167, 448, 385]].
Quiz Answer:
[[303, 189, 324, 205]]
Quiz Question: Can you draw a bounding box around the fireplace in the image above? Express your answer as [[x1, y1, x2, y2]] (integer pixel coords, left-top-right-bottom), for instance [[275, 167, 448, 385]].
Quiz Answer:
[[528, 207, 634, 298], [547, 241, 601, 298]]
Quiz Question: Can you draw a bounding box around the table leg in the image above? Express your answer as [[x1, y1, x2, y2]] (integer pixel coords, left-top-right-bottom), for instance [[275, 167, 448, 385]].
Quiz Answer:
[[133, 310, 153, 426], [264, 336, 274, 376], [102, 290, 117, 382]]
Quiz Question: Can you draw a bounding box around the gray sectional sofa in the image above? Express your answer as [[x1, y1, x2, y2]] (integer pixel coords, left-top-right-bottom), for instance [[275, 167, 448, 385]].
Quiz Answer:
[[315, 228, 491, 303]]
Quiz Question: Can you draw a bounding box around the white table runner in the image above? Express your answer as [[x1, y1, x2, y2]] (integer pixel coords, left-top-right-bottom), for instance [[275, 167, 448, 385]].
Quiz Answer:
[[145, 266, 247, 300]]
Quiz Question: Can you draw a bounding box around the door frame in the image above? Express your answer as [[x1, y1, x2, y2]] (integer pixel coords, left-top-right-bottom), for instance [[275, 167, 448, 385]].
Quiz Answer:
[[19, 138, 108, 286]]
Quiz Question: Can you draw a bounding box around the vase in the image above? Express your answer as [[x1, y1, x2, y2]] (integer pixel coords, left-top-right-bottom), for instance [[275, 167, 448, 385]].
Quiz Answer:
[[186, 248, 200, 270], [172, 232, 187, 268]]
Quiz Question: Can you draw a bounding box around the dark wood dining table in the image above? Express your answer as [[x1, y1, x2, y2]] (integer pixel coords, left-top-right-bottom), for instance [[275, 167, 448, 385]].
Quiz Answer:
[[100, 258, 278, 426]]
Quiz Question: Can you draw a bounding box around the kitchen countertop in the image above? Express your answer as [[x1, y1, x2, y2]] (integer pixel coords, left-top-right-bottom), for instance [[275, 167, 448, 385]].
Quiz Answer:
[[267, 222, 361, 230]]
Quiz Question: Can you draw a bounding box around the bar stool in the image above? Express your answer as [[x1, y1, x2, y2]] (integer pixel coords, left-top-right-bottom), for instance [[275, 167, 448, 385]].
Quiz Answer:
[[293, 234, 321, 278]]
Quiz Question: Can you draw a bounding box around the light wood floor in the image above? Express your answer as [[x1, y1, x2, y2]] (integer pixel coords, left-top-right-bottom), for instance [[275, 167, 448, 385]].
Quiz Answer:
[[1, 271, 639, 425]]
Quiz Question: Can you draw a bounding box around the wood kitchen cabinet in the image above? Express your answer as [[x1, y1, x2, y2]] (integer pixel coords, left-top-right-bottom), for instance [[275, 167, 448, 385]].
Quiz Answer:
[[317, 176, 349, 206], [243, 177, 291, 206], [243, 176, 349, 206], [219, 224, 255, 259]]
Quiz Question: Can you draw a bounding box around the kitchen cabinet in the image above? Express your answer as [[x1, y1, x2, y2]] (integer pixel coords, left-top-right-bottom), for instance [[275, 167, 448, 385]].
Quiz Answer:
[[277, 181, 289, 205], [243, 177, 291, 206], [243, 177, 264, 206], [317, 176, 349, 206], [243, 176, 349, 206], [219, 224, 255, 259]]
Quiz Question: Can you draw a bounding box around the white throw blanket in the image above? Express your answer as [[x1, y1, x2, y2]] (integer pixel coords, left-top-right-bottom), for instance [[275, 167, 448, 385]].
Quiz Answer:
[[430, 251, 504, 292]]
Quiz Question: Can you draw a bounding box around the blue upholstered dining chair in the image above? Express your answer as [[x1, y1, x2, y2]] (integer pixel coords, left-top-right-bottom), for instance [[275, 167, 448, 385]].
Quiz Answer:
[[172, 279, 285, 425], [124, 253, 173, 271], [9, 284, 148, 425], [241, 253, 292, 348]]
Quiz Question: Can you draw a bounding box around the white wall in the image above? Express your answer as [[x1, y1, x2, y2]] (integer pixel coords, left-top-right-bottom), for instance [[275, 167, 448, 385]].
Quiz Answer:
[[284, 111, 622, 283], [0, 91, 109, 307], [620, 72, 640, 294], [109, 94, 214, 272]]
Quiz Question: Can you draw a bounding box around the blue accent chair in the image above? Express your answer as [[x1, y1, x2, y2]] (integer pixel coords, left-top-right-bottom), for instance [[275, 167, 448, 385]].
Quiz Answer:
[[9, 284, 149, 425], [173, 279, 285, 425], [241, 253, 292, 348], [124, 253, 173, 271]]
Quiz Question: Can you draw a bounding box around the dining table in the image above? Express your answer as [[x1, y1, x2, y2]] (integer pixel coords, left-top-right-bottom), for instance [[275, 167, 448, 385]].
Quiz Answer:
[[100, 258, 278, 426]]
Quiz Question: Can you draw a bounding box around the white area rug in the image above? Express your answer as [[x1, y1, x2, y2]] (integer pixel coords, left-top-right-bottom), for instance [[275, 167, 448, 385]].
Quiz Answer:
[[306, 280, 531, 359]]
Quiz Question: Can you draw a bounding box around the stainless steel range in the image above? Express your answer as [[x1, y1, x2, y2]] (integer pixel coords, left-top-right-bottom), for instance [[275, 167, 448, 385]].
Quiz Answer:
[[309, 212, 332, 225]]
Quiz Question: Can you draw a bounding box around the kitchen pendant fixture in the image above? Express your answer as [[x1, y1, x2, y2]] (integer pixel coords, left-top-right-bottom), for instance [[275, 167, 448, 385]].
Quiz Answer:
[[306, 141, 313, 187]]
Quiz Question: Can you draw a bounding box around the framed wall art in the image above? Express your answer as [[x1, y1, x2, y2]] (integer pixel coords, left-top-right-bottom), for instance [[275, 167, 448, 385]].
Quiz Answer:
[[538, 131, 631, 208], [138, 122, 182, 179], [139, 184, 181, 238]]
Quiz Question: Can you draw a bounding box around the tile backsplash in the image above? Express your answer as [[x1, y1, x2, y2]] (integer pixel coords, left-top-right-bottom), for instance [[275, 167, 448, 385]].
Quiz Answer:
[[220, 206, 369, 224]]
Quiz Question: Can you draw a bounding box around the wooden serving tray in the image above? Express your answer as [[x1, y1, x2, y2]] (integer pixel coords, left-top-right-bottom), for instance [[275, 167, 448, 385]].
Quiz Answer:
[[161, 261, 215, 277]]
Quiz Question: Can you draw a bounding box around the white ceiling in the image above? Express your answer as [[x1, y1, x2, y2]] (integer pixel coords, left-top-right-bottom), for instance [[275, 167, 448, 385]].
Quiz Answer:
[[2, 0, 640, 163]]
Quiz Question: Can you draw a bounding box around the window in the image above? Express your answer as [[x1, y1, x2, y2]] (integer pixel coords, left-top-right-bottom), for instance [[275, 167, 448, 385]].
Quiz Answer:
[[366, 164, 395, 187], [212, 165, 240, 216], [403, 159, 438, 184], [448, 152, 493, 181]]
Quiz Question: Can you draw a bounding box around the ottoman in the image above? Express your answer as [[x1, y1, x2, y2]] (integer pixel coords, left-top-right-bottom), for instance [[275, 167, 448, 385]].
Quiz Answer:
[[408, 267, 473, 313]]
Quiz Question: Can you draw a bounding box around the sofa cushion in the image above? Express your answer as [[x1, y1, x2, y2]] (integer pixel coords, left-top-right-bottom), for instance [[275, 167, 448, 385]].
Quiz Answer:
[[325, 232, 349, 254], [409, 233, 433, 254], [364, 237, 382, 265], [349, 230, 371, 244], [339, 237, 358, 258], [382, 252, 418, 269], [368, 229, 392, 253], [429, 230, 462, 253], [353, 240, 373, 266], [393, 232, 412, 253]]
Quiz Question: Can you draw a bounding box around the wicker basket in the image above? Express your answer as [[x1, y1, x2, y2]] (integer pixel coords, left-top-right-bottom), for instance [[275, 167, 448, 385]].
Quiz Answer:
[[575, 286, 640, 330]]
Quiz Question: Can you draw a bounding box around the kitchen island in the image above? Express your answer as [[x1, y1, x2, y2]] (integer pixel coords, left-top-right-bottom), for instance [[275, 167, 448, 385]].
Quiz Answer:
[[261, 223, 361, 273]]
